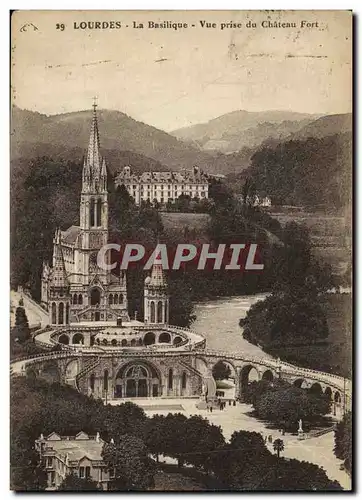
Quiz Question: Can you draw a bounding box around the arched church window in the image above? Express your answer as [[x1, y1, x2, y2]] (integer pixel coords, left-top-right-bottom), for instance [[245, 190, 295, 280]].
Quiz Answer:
[[78, 294, 83, 305], [51, 302, 56, 324], [90, 199, 95, 227], [90, 374, 95, 391], [119, 293, 123, 304], [168, 368, 173, 390], [73, 294, 78, 305], [182, 371, 187, 390], [114, 294, 119, 305], [157, 301, 163, 323], [96, 198, 102, 227], [58, 303, 64, 325], [90, 288, 101, 306], [104, 369, 109, 392], [165, 301, 168, 323], [150, 301, 155, 323], [109, 294, 113, 305], [66, 303, 69, 324]]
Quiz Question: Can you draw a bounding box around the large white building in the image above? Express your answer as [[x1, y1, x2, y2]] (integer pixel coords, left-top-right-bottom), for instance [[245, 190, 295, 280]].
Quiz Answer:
[[115, 166, 209, 205]]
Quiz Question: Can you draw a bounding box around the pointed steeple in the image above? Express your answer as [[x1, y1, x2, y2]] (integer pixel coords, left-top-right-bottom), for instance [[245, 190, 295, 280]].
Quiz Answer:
[[87, 99, 101, 175], [82, 98, 107, 193], [50, 237, 69, 288], [149, 262, 167, 288]]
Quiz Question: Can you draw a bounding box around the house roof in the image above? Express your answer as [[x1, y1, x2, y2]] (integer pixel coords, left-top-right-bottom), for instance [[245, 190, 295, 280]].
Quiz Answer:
[[44, 435, 105, 463]]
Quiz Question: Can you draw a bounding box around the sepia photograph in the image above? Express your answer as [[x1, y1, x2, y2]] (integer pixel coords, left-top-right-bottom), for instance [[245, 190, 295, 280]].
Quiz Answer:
[[10, 9, 352, 492]]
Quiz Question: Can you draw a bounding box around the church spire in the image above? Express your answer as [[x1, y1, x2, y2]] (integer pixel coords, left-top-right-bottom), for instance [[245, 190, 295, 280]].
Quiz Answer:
[[87, 98, 101, 173], [82, 98, 107, 193], [149, 261, 167, 288], [51, 232, 69, 288]]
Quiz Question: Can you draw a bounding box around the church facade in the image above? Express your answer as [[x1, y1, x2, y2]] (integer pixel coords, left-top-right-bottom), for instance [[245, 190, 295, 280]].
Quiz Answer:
[[41, 105, 129, 325]]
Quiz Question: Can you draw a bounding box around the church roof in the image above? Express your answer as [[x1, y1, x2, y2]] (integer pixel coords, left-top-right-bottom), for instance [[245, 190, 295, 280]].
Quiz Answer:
[[149, 262, 167, 288], [61, 225, 81, 244], [51, 237, 69, 288]]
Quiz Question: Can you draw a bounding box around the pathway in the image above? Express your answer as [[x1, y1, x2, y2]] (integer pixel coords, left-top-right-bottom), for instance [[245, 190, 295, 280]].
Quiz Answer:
[[108, 397, 351, 490]]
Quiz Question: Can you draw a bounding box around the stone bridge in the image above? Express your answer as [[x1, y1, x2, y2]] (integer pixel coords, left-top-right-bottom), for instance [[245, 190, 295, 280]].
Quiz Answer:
[[10, 339, 352, 416]]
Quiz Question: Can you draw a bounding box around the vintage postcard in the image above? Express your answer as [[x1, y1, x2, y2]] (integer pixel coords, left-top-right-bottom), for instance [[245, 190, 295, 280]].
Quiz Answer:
[[10, 10, 352, 491]]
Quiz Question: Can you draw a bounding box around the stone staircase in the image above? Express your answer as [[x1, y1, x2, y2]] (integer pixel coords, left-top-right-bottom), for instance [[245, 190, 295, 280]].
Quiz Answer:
[[74, 357, 101, 391]]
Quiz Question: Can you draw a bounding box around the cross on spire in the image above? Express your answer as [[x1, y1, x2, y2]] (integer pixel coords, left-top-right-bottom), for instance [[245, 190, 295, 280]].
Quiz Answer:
[[92, 96, 98, 112]]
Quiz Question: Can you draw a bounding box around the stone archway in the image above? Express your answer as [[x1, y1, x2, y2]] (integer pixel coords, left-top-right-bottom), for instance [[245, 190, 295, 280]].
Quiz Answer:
[[144, 332, 156, 345], [72, 333, 84, 345], [239, 365, 259, 398], [325, 386, 333, 400], [293, 378, 309, 389], [262, 369, 274, 382], [114, 361, 161, 398], [309, 382, 323, 395], [59, 334, 69, 345], [159, 332, 171, 343]]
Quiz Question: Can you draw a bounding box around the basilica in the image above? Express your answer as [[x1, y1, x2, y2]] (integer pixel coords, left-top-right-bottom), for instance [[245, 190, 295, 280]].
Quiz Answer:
[[41, 104, 168, 327]]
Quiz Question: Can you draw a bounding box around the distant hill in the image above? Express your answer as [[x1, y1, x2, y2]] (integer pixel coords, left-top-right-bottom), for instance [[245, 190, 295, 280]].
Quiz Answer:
[[11, 106, 238, 175], [171, 110, 321, 153], [288, 113, 352, 141]]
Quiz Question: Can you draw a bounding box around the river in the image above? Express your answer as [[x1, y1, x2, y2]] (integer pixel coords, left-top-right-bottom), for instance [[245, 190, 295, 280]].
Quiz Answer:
[[192, 294, 273, 359]]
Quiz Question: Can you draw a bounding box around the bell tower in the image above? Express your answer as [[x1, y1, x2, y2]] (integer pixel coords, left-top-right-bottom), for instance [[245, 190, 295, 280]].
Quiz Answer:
[[78, 99, 109, 281], [144, 263, 169, 324]]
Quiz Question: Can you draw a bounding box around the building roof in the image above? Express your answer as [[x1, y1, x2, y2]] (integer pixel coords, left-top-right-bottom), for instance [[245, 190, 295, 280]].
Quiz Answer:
[[50, 231, 69, 287], [116, 169, 209, 185], [41, 432, 105, 463]]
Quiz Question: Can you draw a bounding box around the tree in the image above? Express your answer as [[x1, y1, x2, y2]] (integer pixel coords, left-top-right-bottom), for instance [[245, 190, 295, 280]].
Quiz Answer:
[[143, 414, 166, 462], [255, 457, 342, 491], [254, 386, 330, 431], [209, 430, 270, 489], [58, 473, 100, 491], [103, 402, 147, 442], [12, 306, 31, 343], [334, 411, 352, 473], [102, 434, 155, 490], [212, 361, 231, 381], [273, 438, 284, 458], [10, 443, 47, 491]]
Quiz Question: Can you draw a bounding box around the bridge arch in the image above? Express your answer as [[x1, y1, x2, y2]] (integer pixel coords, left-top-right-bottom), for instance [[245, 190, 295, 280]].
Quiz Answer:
[[309, 382, 323, 395], [293, 378, 309, 389], [324, 386, 333, 400], [261, 369, 274, 382], [334, 391, 341, 403], [59, 334, 69, 345], [159, 332, 171, 344], [211, 360, 236, 381], [144, 332, 156, 346], [240, 364, 260, 395], [173, 336, 182, 345], [72, 333, 84, 345]]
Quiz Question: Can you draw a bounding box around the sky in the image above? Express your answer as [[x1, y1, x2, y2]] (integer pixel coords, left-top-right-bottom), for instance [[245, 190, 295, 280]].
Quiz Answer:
[[12, 10, 352, 132]]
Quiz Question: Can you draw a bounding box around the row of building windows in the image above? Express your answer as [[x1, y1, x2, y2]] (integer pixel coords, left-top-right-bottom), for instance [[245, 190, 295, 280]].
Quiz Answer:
[[70, 293, 124, 305], [129, 184, 207, 190]]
